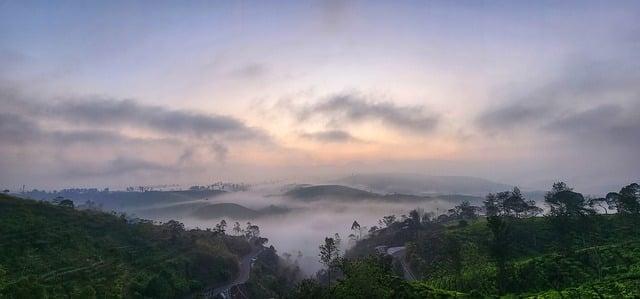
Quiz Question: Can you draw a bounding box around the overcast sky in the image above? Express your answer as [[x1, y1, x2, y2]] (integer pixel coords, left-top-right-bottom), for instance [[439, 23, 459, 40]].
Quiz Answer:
[[1, 0, 638, 193]]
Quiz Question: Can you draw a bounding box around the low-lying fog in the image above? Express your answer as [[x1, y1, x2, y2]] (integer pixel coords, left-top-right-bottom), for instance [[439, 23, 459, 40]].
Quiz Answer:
[[126, 184, 461, 276]]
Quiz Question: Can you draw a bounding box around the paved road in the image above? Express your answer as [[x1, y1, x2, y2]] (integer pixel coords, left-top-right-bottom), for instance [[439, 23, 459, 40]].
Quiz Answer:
[[387, 246, 417, 281], [193, 246, 264, 299]]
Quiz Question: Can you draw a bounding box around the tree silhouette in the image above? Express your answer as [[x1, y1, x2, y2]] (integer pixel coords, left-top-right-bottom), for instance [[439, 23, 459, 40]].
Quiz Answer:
[[485, 187, 541, 218], [233, 221, 242, 236], [214, 219, 227, 235], [606, 183, 640, 216], [319, 237, 340, 285]]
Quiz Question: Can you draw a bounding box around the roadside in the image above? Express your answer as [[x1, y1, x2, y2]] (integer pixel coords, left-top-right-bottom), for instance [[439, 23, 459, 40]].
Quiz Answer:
[[386, 246, 417, 281], [188, 245, 264, 299]]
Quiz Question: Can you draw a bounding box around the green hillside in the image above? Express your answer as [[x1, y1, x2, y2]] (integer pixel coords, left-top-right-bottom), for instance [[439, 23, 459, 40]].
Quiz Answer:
[[0, 193, 251, 298], [295, 182, 640, 298]]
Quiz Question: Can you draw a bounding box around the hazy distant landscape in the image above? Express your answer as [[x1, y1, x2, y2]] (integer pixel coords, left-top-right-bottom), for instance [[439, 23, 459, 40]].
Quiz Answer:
[[16, 174, 499, 274], [2, 1, 639, 298]]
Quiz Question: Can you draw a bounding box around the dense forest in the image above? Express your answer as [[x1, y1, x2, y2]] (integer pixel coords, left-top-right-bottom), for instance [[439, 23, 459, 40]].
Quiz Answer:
[[293, 182, 640, 298], [0, 193, 257, 298]]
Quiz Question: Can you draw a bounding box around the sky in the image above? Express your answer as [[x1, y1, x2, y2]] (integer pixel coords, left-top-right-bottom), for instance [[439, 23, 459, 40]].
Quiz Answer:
[[0, 0, 639, 193]]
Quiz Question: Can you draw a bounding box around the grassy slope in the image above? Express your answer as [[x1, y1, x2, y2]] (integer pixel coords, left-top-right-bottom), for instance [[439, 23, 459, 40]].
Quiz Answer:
[[0, 193, 251, 298]]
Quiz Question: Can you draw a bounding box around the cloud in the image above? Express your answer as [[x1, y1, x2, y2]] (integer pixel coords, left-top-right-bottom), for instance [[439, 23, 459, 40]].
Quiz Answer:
[[0, 86, 268, 141], [0, 112, 176, 147], [63, 157, 174, 178], [230, 63, 267, 79], [321, 0, 353, 32], [211, 142, 229, 162], [476, 103, 551, 131], [544, 104, 640, 148], [0, 87, 273, 183], [296, 93, 439, 133], [299, 130, 361, 143], [47, 98, 264, 140], [476, 51, 640, 142]]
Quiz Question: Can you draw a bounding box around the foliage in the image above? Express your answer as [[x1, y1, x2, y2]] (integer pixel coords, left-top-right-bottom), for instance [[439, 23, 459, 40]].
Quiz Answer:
[[342, 182, 640, 298], [243, 246, 303, 298], [290, 255, 471, 298], [0, 193, 251, 298]]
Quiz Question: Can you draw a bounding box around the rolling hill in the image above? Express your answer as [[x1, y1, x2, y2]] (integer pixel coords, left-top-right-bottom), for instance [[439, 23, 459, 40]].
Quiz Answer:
[[284, 184, 483, 204], [335, 173, 513, 196]]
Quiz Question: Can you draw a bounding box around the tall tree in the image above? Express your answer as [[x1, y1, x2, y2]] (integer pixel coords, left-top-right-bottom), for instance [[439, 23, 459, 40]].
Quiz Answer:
[[606, 183, 640, 216], [232, 221, 242, 236], [214, 219, 227, 235], [487, 216, 510, 293], [544, 182, 593, 253], [319, 237, 340, 285], [485, 187, 541, 218], [378, 215, 397, 228], [449, 201, 481, 220], [545, 184, 593, 218], [245, 222, 260, 239], [350, 220, 361, 241]]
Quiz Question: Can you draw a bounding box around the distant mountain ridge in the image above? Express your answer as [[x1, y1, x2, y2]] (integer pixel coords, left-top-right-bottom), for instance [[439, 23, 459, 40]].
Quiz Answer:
[[284, 184, 483, 204], [285, 184, 377, 200], [334, 173, 513, 196], [21, 189, 227, 210], [191, 203, 291, 220]]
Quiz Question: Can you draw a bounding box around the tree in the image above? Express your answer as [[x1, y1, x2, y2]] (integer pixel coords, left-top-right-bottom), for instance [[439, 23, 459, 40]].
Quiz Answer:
[[484, 193, 501, 217], [334, 233, 342, 250], [544, 182, 594, 253], [606, 183, 640, 216], [485, 187, 541, 218], [503, 187, 541, 217], [378, 215, 396, 228], [368, 226, 379, 234], [332, 255, 413, 299], [214, 219, 227, 235], [407, 209, 424, 228], [233, 221, 242, 236], [58, 199, 75, 209], [546, 185, 594, 219], [421, 211, 436, 224], [487, 216, 510, 293], [350, 220, 361, 241], [448, 201, 481, 220], [319, 237, 340, 284], [245, 222, 260, 239], [350, 220, 366, 241], [588, 196, 613, 214]]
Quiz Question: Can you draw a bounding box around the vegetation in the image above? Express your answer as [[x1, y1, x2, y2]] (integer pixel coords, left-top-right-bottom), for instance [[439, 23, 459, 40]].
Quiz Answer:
[[0, 193, 253, 298], [293, 182, 640, 298], [243, 246, 302, 298], [4, 180, 640, 298]]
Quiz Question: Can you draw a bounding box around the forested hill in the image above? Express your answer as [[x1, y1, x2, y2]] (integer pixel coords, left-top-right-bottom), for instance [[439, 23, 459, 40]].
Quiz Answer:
[[0, 193, 251, 298]]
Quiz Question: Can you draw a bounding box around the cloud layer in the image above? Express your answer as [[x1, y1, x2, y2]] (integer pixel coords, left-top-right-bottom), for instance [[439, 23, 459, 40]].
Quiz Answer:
[[299, 130, 361, 143], [296, 93, 439, 133]]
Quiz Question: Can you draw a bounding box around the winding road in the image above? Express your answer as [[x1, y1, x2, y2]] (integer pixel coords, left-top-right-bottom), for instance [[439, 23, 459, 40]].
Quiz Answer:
[[193, 246, 264, 299], [387, 246, 417, 281]]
